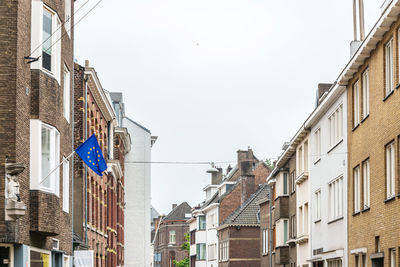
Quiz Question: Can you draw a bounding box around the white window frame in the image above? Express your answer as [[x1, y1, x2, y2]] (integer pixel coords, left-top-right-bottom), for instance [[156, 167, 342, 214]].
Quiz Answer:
[[65, 0, 72, 37], [362, 69, 369, 118], [208, 244, 216, 261], [169, 230, 176, 244], [198, 215, 206, 230], [262, 229, 269, 254], [314, 190, 321, 221], [314, 128, 321, 162], [386, 141, 395, 199], [353, 81, 360, 127], [30, 120, 60, 196], [362, 159, 370, 209], [30, 2, 62, 83], [354, 166, 361, 213], [62, 158, 70, 213], [283, 219, 289, 244], [329, 176, 343, 220], [197, 243, 206, 261], [329, 104, 344, 148], [219, 241, 228, 262], [385, 39, 394, 96], [390, 249, 396, 267], [63, 65, 70, 122]]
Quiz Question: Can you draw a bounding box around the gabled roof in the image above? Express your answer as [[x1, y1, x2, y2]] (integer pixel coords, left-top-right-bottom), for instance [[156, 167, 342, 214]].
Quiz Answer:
[[163, 202, 192, 221], [219, 184, 270, 228]]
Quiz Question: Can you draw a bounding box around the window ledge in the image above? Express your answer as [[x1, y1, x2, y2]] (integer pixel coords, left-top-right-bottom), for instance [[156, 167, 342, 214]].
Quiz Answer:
[[384, 196, 396, 203], [314, 158, 321, 165], [360, 114, 369, 123], [352, 124, 360, 132], [327, 139, 344, 153], [361, 207, 370, 213], [383, 90, 394, 102], [314, 219, 321, 223], [352, 211, 361, 216], [396, 83, 400, 89], [327, 216, 344, 224]]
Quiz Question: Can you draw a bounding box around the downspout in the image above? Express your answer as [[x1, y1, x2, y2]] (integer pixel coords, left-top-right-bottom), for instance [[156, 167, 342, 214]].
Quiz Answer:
[[71, 61, 75, 256], [269, 189, 273, 267], [84, 72, 88, 245]]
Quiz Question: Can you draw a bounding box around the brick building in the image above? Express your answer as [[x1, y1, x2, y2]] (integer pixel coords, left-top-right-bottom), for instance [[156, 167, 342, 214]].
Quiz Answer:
[[0, 0, 74, 265], [154, 202, 192, 267], [340, 1, 400, 266], [264, 141, 297, 267], [74, 61, 130, 266], [218, 183, 269, 267]]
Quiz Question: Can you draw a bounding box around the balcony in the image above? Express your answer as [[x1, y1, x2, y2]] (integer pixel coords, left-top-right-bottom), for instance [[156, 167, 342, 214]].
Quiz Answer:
[[30, 190, 61, 236], [274, 196, 289, 222], [295, 234, 309, 244], [295, 171, 309, 184], [275, 246, 289, 265]]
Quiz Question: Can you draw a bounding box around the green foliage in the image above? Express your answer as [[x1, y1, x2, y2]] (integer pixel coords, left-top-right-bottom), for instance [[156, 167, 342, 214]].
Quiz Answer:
[[173, 233, 190, 267], [265, 158, 275, 170]]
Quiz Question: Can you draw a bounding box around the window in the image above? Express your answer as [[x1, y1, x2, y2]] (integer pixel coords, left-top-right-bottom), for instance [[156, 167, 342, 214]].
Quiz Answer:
[[256, 210, 260, 223], [362, 69, 369, 118], [328, 259, 342, 267], [390, 249, 396, 267], [385, 39, 394, 96], [329, 177, 343, 220], [304, 203, 309, 234], [65, 0, 71, 37], [198, 216, 206, 230], [39, 123, 60, 194], [290, 170, 296, 193], [283, 173, 288, 195], [196, 244, 206, 260], [355, 254, 367, 267], [169, 230, 176, 244], [353, 81, 360, 127], [30, 250, 50, 267], [62, 158, 69, 212], [298, 206, 303, 236], [31, 3, 62, 82], [329, 104, 343, 147], [362, 160, 370, 209], [314, 190, 321, 221], [314, 128, 321, 162], [208, 244, 216, 260], [386, 142, 395, 199], [283, 219, 289, 244], [63, 65, 70, 122], [354, 166, 361, 212], [262, 229, 269, 254], [290, 215, 296, 238], [219, 241, 228, 261]]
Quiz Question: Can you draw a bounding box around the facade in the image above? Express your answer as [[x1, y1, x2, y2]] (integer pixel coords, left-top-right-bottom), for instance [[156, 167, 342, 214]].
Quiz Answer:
[[266, 141, 297, 267], [308, 84, 348, 267], [153, 202, 192, 267], [73, 61, 130, 266], [342, 1, 400, 267], [0, 0, 74, 265], [218, 182, 269, 267], [110, 93, 157, 267]]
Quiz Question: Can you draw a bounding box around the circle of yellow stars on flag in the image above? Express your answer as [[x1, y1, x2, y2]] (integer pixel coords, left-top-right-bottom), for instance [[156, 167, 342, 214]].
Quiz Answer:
[[87, 146, 101, 167]]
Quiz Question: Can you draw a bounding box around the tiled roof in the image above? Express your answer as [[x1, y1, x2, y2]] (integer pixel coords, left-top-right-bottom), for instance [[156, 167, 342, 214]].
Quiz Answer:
[[163, 202, 192, 221], [221, 184, 270, 226]]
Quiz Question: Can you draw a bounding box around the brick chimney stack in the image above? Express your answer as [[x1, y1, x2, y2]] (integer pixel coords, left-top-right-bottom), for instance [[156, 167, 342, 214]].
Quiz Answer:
[[239, 160, 256, 206], [211, 168, 223, 185]]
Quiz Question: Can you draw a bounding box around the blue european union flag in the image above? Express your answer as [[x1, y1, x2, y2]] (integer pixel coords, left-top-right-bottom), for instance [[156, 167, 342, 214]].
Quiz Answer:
[[75, 134, 107, 176]]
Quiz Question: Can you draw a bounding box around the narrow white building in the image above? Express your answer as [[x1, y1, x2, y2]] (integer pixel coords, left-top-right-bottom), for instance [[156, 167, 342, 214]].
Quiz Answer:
[[110, 93, 157, 267], [308, 84, 348, 267]]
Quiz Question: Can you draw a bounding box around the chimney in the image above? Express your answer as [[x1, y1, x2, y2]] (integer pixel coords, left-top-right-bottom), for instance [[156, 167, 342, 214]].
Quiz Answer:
[[315, 83, 333, 107], [239, 160, 256, 205], [211, 168, 223, 185], [172, 204, 177, 210], [237, 148, 256, 176], [350, 0, 365, 58], [85, 59, 90, 68]]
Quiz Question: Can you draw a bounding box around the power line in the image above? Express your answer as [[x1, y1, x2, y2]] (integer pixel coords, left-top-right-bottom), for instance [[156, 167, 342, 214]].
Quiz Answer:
[[29, 0, 92, 58], [125, 161, 236, 165], [28, 0, 105, 60]]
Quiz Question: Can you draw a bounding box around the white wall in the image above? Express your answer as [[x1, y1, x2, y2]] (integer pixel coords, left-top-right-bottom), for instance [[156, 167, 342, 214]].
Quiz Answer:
[[123, 118, 152, 267], [205, 205, 218, 267], [310, 92, 348, 266]]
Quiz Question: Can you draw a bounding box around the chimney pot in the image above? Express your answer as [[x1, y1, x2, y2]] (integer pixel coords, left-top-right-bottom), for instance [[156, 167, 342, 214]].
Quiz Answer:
[[85, 60, 90, 68]]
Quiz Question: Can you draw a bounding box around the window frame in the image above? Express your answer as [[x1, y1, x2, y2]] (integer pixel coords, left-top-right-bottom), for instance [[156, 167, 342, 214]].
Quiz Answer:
[[362, 159, 370, 209], [386, 141, 396, 199], [63, 64, 70, 122], [353, 81, 360, 128], [314, 128, 321, 162], [62, 158, 70, 213], [314, 190, 321, 221], [354, 166, 361, 213], [169, 230, 176, 244], [329, 176, 343, 220], [362, 69, 369, 119], [198, 215, 206, 230], [385, 38, 394, 97]]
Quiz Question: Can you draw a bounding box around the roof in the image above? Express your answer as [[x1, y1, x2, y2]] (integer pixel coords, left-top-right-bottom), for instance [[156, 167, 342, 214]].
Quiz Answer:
[[220, 184, 270, 228], [123, 116, 151, 134], [163, 202, 192, 221]]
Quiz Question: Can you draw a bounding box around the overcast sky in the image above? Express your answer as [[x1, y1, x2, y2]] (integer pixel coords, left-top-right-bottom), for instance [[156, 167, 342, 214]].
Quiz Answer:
[[75, 0, 382, 215]]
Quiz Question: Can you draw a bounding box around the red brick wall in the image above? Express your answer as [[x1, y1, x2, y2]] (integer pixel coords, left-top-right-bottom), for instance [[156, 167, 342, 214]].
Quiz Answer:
[[219, 185, 241, 224]]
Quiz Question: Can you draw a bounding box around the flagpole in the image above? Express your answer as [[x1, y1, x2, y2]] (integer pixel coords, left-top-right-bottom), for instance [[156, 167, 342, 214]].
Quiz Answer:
[[39, 150, 76, 185]]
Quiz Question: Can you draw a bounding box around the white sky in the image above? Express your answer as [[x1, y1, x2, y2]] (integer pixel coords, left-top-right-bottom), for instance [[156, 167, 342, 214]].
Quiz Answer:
[[75, 0, 382, 215]]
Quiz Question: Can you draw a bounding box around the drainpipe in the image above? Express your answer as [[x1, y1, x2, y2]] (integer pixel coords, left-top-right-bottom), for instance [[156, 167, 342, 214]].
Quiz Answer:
[[71, 61, 75, 256], [269, 186, 273, 267], [84, 71, 88, 245]]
